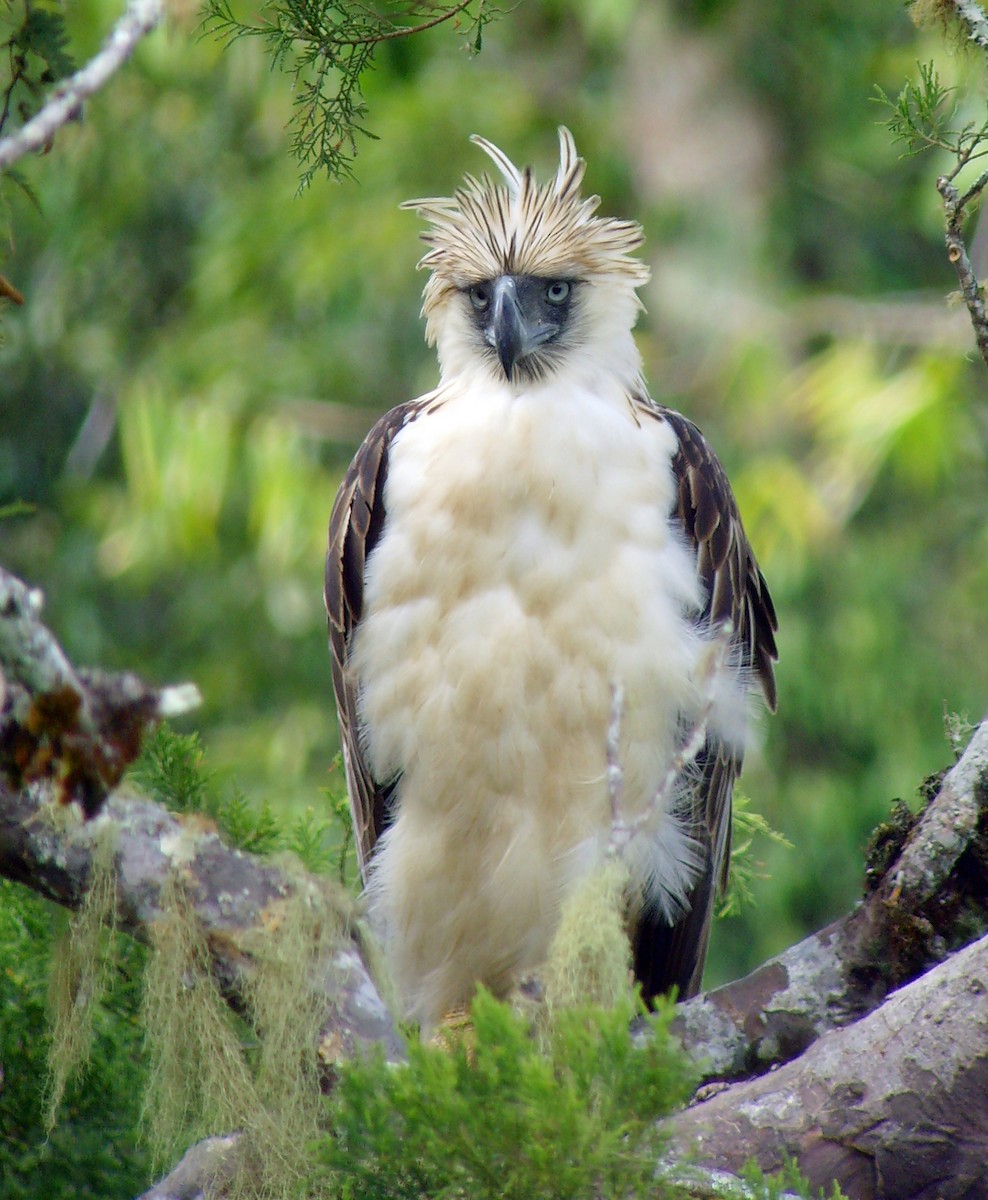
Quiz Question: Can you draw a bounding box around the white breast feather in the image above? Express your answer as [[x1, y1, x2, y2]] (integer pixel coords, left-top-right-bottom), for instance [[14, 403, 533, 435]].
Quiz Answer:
[[349, 370, 746, 1026]]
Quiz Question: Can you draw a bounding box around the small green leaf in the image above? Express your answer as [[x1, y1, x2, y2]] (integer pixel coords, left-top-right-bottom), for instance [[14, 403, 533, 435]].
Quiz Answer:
[[17, 8, 75, 83]]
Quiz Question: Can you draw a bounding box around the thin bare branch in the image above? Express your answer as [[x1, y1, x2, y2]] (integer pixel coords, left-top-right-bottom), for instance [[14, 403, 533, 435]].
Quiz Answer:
[[0, 0, 163, 172], [607, 625, 733, 860], [333, 0, 475, 46], [937, 173, 988, 368]]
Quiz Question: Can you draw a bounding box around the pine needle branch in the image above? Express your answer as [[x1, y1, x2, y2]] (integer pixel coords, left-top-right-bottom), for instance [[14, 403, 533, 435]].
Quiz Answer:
[[199, 0, 499, 187]]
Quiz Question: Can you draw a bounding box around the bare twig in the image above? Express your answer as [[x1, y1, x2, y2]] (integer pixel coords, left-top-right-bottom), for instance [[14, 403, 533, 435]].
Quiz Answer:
[[0, 274, 24, 304], [937, 172, 988, 367], [607, 625, 733, 860], [0, 0, 163, 172], [935, 1, 988, 367]]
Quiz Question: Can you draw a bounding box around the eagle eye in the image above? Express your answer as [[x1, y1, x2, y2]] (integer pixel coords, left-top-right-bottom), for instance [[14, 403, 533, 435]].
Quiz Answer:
[[469, 284, 491, 311], [545, 280, 571, 305]]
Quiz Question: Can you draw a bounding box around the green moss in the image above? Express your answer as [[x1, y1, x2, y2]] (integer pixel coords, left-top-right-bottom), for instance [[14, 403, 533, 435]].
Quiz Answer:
[[233, 880, 349, 1198], [141, 873, 259, 1172], [542, 858, 634, 1016]]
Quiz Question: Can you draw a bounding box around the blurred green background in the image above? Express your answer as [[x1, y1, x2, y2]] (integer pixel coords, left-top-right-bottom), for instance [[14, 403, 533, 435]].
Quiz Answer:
[[1, 5, 987, 1185]]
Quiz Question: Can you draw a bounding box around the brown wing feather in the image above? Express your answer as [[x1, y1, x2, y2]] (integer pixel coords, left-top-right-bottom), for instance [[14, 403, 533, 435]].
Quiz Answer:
[[631, 397, 778, 1001], [325, 399, 431, 880]]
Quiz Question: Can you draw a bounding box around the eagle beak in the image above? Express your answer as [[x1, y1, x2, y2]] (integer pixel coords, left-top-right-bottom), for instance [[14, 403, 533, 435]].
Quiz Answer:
[[488, 276, 557, 379]]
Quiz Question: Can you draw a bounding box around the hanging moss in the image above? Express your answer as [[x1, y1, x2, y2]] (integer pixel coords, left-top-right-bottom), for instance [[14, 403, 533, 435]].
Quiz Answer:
[[542, 858, 635, 1017], [141, 872, 260, 1172], [231, 875, 350, 1199], [45, 819, 120, 1128]]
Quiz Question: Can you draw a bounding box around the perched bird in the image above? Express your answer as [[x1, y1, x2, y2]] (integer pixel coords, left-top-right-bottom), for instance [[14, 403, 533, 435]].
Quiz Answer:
[[325, 128, 777, 1029]]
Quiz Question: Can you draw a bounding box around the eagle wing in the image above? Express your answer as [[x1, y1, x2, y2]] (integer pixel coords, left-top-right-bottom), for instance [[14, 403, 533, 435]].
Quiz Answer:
[[631, 398, 778, 1001], [325, 399, 430, 879]]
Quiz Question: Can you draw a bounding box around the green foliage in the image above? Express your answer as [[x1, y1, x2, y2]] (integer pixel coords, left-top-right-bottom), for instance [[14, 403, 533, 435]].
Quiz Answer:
[[1, 0, 75, 139], [0, 0, 73, 267], [132, 723, 341, 867], [200, 0, 498, 187], [875, 59, 988, 178], [718, 792, 794, 920], [0, 879, 150, 1199], [316, 989, 695, 1200], [738, 1158, 847, 1200]]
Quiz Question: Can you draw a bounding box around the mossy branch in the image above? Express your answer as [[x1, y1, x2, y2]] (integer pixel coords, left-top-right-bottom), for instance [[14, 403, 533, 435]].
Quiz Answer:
[[672, 717, 988, 1081], [0, 563, 986, 1197]]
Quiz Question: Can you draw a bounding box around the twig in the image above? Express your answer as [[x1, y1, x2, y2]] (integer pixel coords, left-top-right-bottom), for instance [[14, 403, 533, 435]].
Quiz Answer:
[[937, 1, 988, 367], [0, 0, 163, 172], [0, 274, 24, 304], [333, 1, 475, 47], [937, 172, 988, 367], [606, 625, 733, 860]]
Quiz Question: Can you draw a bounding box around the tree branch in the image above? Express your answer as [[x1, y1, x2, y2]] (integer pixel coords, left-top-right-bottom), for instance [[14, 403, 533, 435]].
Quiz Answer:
[[936, 172, 988, 367], [672, 717, 988, 1084], [951, 0, 988, 52], [0, 0, 163, 173], [663, 929, 988, 1198], [0, 565, 200, 814], [0, 563, 403, 1077], [0, 778, 405, 1073], [934, 1, 988, 367], [2, 559, 986, 1199]]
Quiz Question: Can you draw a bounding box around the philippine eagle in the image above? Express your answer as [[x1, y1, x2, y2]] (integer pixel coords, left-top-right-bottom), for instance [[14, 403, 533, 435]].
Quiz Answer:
[[326, 128, 777, 1029]]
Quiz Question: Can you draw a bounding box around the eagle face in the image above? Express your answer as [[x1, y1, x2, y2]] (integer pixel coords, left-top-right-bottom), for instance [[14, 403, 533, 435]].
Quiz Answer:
[[463, 274, 579, 381], [326, 128, 778, 1030]]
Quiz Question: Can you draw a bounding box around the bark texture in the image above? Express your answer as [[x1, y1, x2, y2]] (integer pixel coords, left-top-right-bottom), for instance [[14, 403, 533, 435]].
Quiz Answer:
[[2, 562, 987, 1198], [672, 718, 988, 1084], [665, 930, 988, 1198]]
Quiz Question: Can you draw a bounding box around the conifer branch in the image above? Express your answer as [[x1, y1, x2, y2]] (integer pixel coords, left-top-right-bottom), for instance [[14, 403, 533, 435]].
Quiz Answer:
[[937, 1, 988, 365], [0, 0, 162, 172], [878, 5, 988, 368], [332, 0, 476, 46]]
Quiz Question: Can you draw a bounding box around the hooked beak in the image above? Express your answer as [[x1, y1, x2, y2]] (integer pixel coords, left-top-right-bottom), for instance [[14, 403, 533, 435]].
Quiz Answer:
[[488, 276, 558, 379]]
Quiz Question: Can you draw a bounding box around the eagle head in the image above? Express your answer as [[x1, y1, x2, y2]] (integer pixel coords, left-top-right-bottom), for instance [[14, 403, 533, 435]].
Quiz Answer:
[[402, 127, 651, 387]]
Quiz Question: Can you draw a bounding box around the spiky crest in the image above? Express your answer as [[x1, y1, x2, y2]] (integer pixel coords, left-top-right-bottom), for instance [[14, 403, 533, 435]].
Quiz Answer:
[[401, 128, 650, 342]]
